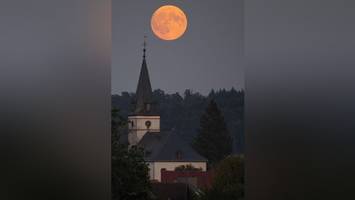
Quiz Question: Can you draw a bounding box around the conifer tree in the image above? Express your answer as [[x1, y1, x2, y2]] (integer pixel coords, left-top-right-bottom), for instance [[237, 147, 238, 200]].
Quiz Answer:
[[192, 100, 232, 165]]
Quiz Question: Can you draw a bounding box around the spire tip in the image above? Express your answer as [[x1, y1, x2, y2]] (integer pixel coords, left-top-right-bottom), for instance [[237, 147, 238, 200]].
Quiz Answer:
[[143, 35, 147, 59]]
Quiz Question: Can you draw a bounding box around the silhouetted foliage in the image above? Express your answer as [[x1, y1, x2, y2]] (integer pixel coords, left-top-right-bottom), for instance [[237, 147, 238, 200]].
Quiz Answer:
[[175, 164, 203, 172], [112, 88, 244, 154], [192, 100, 233, 165], [111, 108, 153, 200], [196, 155, 244, 200]]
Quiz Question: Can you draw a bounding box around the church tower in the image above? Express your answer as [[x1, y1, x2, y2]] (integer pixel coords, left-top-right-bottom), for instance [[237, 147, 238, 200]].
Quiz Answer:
[[128, 37, 160, 146]]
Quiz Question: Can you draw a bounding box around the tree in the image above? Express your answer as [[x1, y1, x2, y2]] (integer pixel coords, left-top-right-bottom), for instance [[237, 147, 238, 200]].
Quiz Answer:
[[196, 155, 244, 200], [192, 100, 232, 165], [112, 88, 244, 154], [175, 164, 202, 172], [111, 107, 153, 200]]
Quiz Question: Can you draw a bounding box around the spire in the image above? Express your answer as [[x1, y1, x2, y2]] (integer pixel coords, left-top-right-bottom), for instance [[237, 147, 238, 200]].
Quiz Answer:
[[143, 35, 147, 59], [134, 36, 154, 115]]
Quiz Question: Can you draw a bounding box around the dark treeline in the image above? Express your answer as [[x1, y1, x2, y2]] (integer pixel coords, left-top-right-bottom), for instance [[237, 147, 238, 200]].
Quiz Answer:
[[112, 88, 244, 154]]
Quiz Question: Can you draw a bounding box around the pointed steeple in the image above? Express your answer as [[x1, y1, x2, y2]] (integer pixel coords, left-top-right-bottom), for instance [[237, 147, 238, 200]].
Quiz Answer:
[[134, 36, 154, 115], [143, 35, 147, 59]]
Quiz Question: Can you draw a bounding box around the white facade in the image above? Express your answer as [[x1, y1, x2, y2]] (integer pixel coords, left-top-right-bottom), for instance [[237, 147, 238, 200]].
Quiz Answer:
[[128, 114, 208, 182], [148, 161, 207, 182], [128, 115, 160, 146]]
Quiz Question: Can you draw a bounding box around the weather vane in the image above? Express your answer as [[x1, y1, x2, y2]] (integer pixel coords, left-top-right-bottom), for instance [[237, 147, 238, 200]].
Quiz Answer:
[[143, 35, 147, 59]]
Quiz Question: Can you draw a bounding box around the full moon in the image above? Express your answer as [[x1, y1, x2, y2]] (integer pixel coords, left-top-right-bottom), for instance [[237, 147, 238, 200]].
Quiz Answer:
[[151, 5, 188, 41]]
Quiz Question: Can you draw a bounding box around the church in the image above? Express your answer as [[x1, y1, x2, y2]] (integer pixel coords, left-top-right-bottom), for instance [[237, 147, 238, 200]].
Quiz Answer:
[[127, 42, 207, 182]]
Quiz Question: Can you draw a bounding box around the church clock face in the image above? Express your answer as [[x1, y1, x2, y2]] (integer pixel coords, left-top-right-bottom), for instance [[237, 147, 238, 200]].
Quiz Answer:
[[145, 120, 151, 128]]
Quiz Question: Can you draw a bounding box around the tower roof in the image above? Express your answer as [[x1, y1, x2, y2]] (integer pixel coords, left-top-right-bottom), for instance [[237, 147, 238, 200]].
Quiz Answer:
[[133, 37, 157, 115]]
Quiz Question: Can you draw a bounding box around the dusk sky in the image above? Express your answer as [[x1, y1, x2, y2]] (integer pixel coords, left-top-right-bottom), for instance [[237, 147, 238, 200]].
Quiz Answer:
[[112, 0, 243, 95]]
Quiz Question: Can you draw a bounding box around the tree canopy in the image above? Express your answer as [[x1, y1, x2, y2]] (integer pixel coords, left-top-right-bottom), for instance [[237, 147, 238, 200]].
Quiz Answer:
[[196, 155, 244, 200], [111, 108, 153, 200], [175, 164, 203, 172]]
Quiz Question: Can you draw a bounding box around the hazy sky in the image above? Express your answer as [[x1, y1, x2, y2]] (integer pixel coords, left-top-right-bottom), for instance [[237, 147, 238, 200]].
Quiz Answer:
[[112, 0, 243, 95]]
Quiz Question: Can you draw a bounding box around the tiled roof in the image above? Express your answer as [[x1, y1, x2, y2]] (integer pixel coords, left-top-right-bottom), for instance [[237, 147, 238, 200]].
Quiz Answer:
[[138, 131, 207, 162]]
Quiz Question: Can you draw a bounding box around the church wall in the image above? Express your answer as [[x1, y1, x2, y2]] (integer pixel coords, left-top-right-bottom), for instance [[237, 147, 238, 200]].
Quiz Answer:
[[128, 115, 160, 145], [148, 162, 155, 179], [150, 161, 207, 182], [128, 116, 160, 131]]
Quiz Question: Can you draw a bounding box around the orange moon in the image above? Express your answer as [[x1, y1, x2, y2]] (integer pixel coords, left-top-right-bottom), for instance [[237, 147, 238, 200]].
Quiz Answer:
[[151, 5, 188, 41]]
